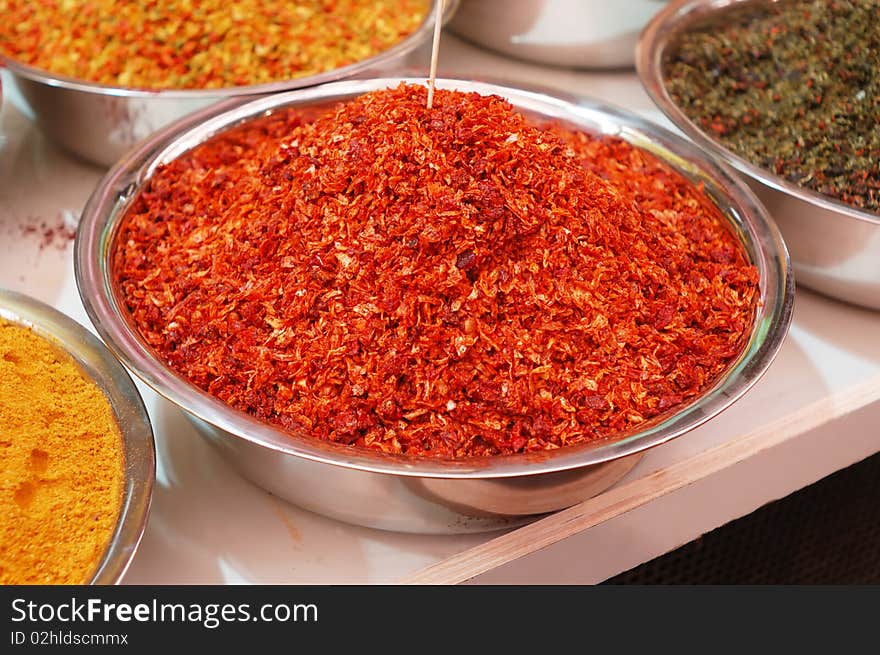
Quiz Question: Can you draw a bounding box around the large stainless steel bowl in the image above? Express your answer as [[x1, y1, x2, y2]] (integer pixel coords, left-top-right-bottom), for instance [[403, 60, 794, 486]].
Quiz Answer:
[[637, 0, 880, 311], [0, 289, 155, 584], [75, 77, 793, 534], [0, 0, 457, 168]]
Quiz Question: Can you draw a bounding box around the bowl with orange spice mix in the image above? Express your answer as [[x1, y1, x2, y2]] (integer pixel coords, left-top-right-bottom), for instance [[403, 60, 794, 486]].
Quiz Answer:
[[0, 0, 453, 167], [0, 289, 154, 583], [75, 78, 793, 533], [637, 0, 880, 310]]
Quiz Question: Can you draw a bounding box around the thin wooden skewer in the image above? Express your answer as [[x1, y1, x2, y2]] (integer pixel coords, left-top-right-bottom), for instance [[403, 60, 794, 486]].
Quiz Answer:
[[426, 0, 444, 109]]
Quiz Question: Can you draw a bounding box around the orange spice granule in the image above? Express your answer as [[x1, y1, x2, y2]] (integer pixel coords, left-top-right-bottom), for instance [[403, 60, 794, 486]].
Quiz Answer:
[[0, 319, 124, 585]]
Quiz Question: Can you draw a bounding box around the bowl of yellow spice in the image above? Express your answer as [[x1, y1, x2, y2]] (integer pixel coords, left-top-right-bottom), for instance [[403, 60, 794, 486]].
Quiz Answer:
[[0, 0, 456, 168], [0, 289, 154, 585]]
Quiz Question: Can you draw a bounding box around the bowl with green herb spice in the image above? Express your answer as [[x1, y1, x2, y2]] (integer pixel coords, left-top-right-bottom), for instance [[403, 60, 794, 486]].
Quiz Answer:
[[637, 0, 880, 310], [0, 0, 455, 168]]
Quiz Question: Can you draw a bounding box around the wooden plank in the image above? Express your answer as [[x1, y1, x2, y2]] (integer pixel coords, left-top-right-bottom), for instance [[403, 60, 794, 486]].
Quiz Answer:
[[400, 373, 880, 584], [425, 0, 444, 109]]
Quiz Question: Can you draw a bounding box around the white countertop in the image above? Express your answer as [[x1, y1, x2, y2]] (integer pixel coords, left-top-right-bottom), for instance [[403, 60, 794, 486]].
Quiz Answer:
[[2, 34, 879, 585]]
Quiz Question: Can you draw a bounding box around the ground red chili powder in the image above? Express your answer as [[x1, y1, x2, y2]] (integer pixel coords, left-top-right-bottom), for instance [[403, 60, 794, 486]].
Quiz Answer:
[[114, 84, 759, 459]]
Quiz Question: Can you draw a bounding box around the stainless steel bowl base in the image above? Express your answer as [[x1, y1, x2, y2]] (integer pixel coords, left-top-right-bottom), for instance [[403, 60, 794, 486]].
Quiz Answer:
[[5, 76, 216, 167], [75, 77, 793, 534], [637, 0, 880, 311], [0, 289, 155, 583]]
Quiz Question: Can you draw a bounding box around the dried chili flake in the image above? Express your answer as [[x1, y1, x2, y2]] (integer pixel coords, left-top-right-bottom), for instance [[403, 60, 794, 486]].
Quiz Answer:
[[113, 84, 759, 460], [663, 0, 880, 213], [0, 0, 429, 90]]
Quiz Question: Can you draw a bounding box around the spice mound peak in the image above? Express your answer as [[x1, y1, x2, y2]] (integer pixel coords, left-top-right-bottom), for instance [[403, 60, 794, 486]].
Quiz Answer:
[[115, 83, 759, 459], [270, 85, 638, 268]]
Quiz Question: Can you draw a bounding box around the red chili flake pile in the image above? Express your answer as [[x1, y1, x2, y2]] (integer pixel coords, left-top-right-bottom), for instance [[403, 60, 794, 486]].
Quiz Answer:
[[113, 84, 759, 459]]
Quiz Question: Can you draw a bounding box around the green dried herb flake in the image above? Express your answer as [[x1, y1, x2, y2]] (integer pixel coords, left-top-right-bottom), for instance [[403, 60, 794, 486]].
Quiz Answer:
[[663, 0, 880, 213]]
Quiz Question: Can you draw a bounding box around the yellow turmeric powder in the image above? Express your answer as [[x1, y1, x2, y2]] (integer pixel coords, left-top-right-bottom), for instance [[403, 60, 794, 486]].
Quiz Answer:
[[0, 318, 124, 585]]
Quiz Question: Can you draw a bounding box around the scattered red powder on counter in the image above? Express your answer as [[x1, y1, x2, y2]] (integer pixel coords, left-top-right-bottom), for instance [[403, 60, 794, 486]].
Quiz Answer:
[[17, 212, 77, 251]]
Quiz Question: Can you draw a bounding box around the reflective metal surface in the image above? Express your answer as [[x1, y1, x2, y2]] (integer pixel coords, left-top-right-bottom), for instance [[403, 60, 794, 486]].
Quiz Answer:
[[449, 0, 668, 69], [196, 416, 644, 533], [0, 288, 155, 583], [0, 0, 457, 168], [75, 77, 793, 534], [637, 0, 880, 311]]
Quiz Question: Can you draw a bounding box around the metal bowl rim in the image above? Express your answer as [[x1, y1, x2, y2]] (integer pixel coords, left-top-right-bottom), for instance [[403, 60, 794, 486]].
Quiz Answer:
[[75, 76, 793, 480], [0, 0, 455, 99], [636, 0, 880, 227], [0, 288, 155, 585]]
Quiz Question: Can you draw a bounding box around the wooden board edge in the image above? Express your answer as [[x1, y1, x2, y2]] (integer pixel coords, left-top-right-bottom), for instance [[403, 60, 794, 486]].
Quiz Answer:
[[399, 373, 880, 584]]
